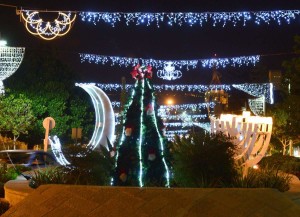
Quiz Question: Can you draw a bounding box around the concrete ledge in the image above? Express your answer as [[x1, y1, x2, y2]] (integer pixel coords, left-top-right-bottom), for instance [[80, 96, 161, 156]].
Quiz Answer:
[[4, 180, 34, 206], [3, 185, 300, 217]]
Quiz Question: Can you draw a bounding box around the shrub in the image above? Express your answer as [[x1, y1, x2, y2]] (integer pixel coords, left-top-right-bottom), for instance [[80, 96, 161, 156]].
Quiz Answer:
[[169, 130, 238, 187], [0, 164, 18, 183], [232, 167, 291, 192], [29, 144, 116, 188], [0, 164, 22, 197], [0, 135, 27, 150], [61, 144, 115, 186], [259, 154, 300, 178], [29, 167, 67, 189], [0, 198, 10, 215]]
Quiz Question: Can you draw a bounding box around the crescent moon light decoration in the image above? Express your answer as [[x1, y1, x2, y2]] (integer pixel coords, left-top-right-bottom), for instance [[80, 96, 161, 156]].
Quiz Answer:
[[49, 83, 115, 166], [76, 83, 115, 149], [18, 10, 76, 40]]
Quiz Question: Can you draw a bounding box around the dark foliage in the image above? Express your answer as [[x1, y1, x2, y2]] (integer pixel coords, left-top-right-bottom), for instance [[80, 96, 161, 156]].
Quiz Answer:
[[169, 130, 238, 187], [259, 154, 300, 178], [61, 144, 115, 186]]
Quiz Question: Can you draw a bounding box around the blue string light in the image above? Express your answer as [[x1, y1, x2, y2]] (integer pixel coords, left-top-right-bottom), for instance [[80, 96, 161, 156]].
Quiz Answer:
[[77, 82, 273, 103], [79, 53, 260, 69], [91, 83, 231, 93], [79, 10, 300, 27]]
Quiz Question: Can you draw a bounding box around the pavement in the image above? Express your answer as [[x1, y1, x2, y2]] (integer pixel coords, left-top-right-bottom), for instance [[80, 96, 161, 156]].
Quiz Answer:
[[283, 174, 300, 206], [1, 175, 300, 217]]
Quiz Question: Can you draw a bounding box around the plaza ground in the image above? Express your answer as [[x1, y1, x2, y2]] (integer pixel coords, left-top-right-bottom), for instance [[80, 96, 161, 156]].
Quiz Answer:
[[2, 175, 300, 217]]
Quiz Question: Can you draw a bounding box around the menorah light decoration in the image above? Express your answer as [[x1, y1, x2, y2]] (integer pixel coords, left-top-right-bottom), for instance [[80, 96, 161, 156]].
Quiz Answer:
[[211, 111, 273, 176], [18, 10, 76, 40], [0, 40, 25, 94]]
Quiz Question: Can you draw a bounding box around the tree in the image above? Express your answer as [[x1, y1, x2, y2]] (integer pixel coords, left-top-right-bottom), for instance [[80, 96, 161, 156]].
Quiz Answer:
[[0, 93, 35, 149], [114, 65, 170, 187], [4, 47, 93, 145], [269, 35, 300, 155]]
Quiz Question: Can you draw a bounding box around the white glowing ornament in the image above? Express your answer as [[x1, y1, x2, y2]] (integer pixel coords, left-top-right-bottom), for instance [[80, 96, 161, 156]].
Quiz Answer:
[[19, 10, 76, 40], [157, 62, 182, 80], [0, 40, 25, 94]]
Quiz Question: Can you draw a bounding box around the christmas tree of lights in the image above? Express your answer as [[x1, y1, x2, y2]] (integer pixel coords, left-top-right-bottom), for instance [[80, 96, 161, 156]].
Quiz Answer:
[[114, 65, 170, 187]]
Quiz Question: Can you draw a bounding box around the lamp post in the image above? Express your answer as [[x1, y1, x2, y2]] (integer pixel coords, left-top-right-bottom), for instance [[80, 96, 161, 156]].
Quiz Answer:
[[0, 39, 25, 94]]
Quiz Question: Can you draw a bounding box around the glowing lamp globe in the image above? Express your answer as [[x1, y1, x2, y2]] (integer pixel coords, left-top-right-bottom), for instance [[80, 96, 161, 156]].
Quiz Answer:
[[0, 40, 25, 93]]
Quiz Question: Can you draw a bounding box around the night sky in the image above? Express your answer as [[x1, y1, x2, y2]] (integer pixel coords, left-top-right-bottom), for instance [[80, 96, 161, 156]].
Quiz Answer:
[[1, 0, 300, 85]]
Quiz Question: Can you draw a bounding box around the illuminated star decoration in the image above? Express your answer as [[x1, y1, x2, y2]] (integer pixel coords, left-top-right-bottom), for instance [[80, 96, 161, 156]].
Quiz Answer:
[[130, 64, 153, 80], [19, 10, 76, 40], [79, 10, 300, 27], [157, 61, 182, 80]]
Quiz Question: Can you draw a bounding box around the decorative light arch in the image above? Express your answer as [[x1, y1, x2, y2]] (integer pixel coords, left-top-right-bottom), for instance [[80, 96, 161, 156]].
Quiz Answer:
[[18, 10, 76, 40]]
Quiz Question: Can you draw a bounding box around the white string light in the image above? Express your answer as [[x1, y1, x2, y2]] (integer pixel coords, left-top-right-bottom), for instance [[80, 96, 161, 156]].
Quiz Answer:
[[160, 114, 207, 120], [232, 83, 273, 104], [146, 79, 170, 187], [160, 102, 215, 110], [79, 10, 300, 27], [93, 83, 231, 93], [248, 96, 265, 116], [78, 83, 273, 105], [79, 53, 260, 70]]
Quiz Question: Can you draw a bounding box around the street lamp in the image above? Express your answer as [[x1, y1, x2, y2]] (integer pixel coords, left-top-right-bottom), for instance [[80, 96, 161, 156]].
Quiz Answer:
[[166, 98, 174, 105]]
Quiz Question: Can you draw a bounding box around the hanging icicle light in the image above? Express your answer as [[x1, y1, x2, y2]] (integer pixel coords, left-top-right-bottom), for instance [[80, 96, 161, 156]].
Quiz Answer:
[[79, 10, 300, 27], [232, 83, 274, 104], [80, 53, 260, 71], [0, 40, 25, 94], [91, 83, 231, 93]]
